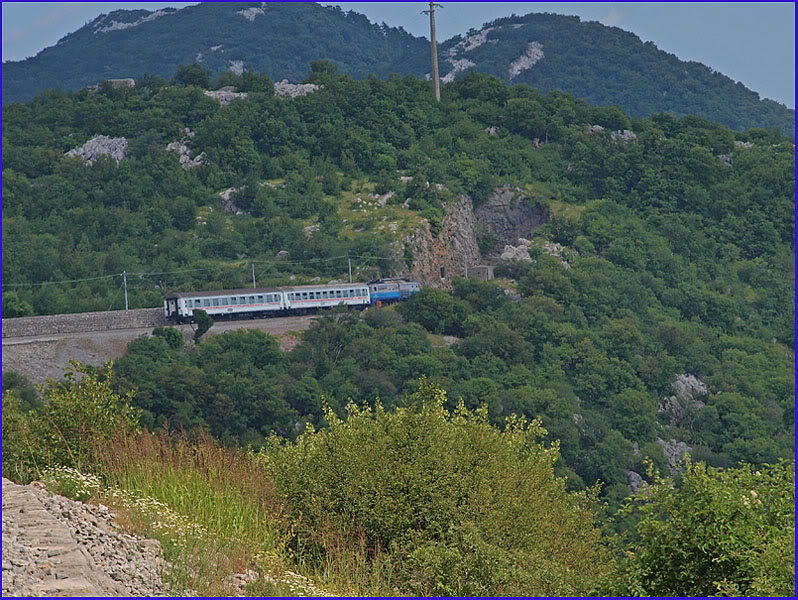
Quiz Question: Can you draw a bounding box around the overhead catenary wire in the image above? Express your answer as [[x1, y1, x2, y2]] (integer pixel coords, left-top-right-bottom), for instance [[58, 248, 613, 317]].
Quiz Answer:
[[4, 254, 408, 288]]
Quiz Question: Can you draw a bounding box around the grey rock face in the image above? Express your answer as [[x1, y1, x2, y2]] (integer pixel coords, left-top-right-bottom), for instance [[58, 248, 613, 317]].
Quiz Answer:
[[274, 79, 320, 99], [627, 470, 645, 494], [166, 128, 206, 169], [659, 373, 708, 427], [65, 135, 128, 164], [656, 438, 692, 474], [475, 187, 551, 256], [508, 41, 544, 79], [219, 188, 244, 215]]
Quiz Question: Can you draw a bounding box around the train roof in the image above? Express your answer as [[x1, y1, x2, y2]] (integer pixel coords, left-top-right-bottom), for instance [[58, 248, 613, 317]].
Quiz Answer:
[[166, 282, 370, 299], [279, 283, 369, 292], [165, 287, 281, 299]]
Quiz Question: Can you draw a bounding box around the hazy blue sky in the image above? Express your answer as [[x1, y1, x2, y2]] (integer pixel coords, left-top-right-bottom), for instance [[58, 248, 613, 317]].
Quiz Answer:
[[2, 2, 794, 107]]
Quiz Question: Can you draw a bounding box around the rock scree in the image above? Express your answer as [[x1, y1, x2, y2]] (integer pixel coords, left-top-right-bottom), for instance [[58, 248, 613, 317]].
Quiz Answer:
[[2, 477, 167, 597]]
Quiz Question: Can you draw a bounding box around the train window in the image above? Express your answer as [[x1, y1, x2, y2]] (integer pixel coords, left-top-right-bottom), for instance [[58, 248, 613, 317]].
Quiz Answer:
[[322, 291, 328, 299], [212, 299, 218, 306], [203, 299, 210, 307], [302, 292, 308, 300], [336, 290, 342, 298], [231, 297, 238, 305]]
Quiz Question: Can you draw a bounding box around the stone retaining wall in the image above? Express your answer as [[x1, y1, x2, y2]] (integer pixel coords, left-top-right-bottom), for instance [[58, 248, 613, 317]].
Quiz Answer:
[[2, 308, 168, 339]]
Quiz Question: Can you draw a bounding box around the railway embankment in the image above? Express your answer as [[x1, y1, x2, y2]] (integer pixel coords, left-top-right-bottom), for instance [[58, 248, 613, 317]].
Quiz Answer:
[[2, 308, 167, 339]]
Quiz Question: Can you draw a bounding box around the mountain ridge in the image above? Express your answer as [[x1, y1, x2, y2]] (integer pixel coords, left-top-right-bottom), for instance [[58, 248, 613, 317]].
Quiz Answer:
[[2, 2, 794, 135]]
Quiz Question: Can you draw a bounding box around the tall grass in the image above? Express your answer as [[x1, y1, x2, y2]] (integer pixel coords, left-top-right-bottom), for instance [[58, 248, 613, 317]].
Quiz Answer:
[[96, 428, 289, 596]]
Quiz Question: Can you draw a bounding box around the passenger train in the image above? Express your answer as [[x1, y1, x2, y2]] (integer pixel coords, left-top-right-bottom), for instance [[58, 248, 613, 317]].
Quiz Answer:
[[164, 278, 421, 323]]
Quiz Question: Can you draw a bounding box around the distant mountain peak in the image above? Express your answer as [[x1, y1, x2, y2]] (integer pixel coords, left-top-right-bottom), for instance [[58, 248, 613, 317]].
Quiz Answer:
[[3, 3, 792, 134]]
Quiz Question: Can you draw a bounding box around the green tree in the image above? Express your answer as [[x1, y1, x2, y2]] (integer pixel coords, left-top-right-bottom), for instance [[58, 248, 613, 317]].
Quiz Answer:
[[610, 459, 795, 597], [2, 290, 34, 318], [2, 362, 140, 482], [173, 63, 212, 88], [193, 309, 213, 343]]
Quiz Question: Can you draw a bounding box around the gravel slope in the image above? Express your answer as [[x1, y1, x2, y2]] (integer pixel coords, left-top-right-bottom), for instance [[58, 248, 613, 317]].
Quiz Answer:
[[2, 477, 168, 596]]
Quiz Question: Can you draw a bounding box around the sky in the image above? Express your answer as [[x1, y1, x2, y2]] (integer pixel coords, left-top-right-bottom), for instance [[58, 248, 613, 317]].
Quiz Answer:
[[1, 2, 794, 108]]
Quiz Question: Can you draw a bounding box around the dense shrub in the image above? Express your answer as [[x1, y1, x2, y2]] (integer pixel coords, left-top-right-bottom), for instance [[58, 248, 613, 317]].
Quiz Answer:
[[1, 362, 140, 483], [609, 458, 795, 597], [256, 380, 614, 596]]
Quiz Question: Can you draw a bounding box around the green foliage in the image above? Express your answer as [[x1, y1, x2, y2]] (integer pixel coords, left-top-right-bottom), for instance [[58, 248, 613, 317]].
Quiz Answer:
[[2, 362, 140, 483], [2, 290, 34, 317], [152, 326, 184, 350], [609, 459, 795, 597], [173, 63, 212, 88], [256, 380, 614, 596], [2, 371, 41, 412], [192, 309, 213, 343], [396, 288, 470, 335]]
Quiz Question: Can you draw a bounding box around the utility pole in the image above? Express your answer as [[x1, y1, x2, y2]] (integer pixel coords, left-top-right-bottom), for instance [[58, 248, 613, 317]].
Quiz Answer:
[[123, 271, 129, 311], [423, 2, 442, 102], [348, 258, 353, 283], [464, 254, 468, 278], [252, 263, 256, 288]]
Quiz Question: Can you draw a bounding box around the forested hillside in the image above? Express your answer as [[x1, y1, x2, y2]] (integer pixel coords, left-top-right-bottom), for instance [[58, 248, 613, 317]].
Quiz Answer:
[[3, 2, 794, 135], [4, 64, 793, 523], [438, 12, 795, 134]]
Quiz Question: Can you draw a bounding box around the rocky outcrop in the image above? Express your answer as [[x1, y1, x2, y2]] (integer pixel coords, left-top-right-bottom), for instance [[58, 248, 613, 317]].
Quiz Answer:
[[65, 135, 128, 164], [237, 6, 265, 22], [586, 124, 637, 142], [659, 373, 708, 428], [93, 9, 173, 34], [204, 87, 248, 106], [441, 58, 476, 84], [656, 438, 692, 474], [166, 128, 206, 169], [508, 41, 544, 79], [500, 238, 577, 268], [274, 80, 320, 99], [405, 195, 480, 289], [627, 471, 645, 494], [445, 27, 495, 57], [475, 186, 551, 255], [219, 188, 244, 215]]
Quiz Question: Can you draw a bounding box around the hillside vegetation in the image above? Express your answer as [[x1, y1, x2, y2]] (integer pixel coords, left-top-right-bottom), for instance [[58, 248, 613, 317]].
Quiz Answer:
[[2, 366, 793, 596], [2, 61, 794, 596], [3, 3, 794, 134]]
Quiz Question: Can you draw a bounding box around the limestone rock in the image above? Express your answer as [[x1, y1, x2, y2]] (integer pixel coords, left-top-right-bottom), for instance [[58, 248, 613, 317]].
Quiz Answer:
[[219, 188, 243, 215], [65, 135, 128, 164], [474, 187, 550, 256], [659, 373, 708, 427], [508, 41, 544, 79], [274, 79, 319, 99], [204, 88, 248, 106], [405, 195, 480, 290], [441, 58, 476, 84], [656, 438, 692, 474], [166, 128, 206, 169], [627, 470, 645, 494]]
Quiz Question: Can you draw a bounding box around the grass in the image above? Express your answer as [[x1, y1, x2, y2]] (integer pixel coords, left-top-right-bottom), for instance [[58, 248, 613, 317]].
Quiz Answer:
[[327, 177, 426, 241], [42, 429, 320, 596]]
